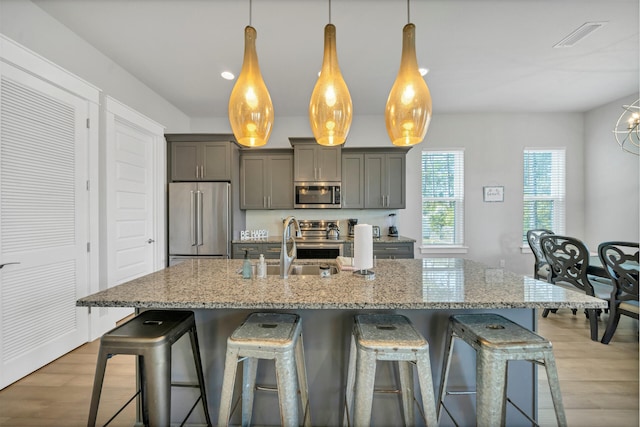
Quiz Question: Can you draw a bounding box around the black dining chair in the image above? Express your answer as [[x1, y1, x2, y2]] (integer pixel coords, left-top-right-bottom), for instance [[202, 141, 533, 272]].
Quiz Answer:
[[540, 234, 612, 341], [598, 242, 639, 344], [526, 229, 554, 280]]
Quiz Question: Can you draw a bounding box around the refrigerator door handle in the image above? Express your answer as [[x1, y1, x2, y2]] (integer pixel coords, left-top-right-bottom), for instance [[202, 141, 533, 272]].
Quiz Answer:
[[190, 190, 197, 246], [196, 190, 204, 246]]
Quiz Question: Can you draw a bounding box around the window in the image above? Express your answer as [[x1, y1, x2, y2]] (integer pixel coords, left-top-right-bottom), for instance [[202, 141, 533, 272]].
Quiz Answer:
[[522, 149, 565, 242], [422, 150, 464, 246]]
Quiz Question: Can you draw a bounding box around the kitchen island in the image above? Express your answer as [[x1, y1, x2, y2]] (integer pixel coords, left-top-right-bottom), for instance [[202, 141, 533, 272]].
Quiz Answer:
[[77, 258, 605, 426]]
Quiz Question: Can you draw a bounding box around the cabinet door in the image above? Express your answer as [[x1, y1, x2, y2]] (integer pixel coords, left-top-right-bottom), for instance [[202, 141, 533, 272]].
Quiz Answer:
[[233, 243, 263, 259], [171, 141, 199, 180], [294, 144, 317, 181], [342, 153, 364, 208], [317, 146, 341, 181], [268, 154, 294, 209], [240, 155, 267, 209], [202, 141, 231, 180], [385, 153, 406, 208], [373, 243, 414, 259], [364, 153, 386, 208], [263, 243, 282, 259]]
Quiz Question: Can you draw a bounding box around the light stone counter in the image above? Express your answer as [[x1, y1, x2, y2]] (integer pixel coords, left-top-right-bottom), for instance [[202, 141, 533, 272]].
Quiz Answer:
[[77, 258, 605, 426], [77, 258, 605, 310]]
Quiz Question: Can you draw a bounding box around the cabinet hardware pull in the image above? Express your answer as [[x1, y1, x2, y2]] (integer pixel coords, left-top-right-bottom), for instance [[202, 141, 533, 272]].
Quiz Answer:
[[0, 262, 20, 269], [190, 190, 197, 246]]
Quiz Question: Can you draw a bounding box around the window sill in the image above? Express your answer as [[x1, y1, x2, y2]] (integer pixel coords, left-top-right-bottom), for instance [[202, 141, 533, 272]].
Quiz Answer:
[[420, 245, 469, 255]]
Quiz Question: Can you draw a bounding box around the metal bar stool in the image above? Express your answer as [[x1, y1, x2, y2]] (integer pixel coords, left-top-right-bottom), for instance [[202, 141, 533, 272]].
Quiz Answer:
[[343, 313, 438, 427], [217, 312, 311, 427], [437, 313, 567, 427], [88, 310, 212, 427]]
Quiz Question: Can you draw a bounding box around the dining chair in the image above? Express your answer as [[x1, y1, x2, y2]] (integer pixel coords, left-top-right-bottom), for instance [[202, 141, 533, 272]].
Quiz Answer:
[[527, 229, 554, 280], [598, 242, 639, 344], [540, 234, 612, 341]]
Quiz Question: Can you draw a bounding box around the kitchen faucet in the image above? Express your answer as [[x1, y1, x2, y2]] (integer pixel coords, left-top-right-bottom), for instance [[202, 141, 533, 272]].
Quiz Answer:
[[281, 216, 302, 278]]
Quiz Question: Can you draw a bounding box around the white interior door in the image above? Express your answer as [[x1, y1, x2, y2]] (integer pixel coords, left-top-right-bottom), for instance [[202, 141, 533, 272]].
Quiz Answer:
[[97, 97, 165, 335], [0, 62, 90, 389]]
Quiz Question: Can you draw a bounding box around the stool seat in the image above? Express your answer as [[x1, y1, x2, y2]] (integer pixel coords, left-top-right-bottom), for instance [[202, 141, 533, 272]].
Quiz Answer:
[[344, 314, 438, 427], [88, 310, 212, 427], [438, 313, 567, 427], [218, 312, 311, 427]]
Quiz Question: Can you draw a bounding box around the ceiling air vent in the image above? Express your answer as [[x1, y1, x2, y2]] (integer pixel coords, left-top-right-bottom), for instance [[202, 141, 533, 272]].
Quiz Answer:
[[553, 22, 607, 48]]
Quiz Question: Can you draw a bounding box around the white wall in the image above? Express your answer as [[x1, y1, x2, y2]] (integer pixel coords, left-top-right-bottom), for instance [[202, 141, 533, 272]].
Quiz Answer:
[[584, 94, 640, 250], [0, 0, 190, 131]]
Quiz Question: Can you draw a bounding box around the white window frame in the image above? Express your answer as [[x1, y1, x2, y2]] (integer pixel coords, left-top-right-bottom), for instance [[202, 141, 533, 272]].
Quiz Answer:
[[420, 149, 467, 254], [521, 148, 566, 249]]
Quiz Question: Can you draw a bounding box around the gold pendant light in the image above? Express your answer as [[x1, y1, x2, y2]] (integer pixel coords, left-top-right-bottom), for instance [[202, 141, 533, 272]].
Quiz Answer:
[[385, 1, 432, 146], [228, 1, 273, 148], [309, 1, 352, 146]]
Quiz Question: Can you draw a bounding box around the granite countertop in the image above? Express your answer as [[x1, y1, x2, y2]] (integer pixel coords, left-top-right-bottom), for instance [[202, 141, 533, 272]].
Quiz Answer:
[[231, 235, 416, 244], [77, 258, 606, 310]]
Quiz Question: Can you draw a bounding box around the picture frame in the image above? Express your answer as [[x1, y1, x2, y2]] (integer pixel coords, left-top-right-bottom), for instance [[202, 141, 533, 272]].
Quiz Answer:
[[483, 186, 504, 202]]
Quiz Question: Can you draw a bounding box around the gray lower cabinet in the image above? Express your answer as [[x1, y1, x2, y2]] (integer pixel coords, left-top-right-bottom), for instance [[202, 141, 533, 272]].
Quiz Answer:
[[343, 241, 414, 259], [342, 148, 409, 209], [240, 150, 293, 209], [168, 138, 233, 181], [232, 242, 263, 259], [374, 242, 414, 259], [232, 242, 281, 259]]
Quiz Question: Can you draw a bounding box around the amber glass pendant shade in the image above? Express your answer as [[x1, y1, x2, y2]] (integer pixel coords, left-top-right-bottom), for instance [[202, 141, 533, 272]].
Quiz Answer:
[[385, 23, 432, 146], [309, 24, 353, 146], [228, 26, 274, 148]]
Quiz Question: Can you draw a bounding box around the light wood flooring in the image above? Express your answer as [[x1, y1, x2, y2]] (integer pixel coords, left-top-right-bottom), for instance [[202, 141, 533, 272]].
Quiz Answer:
[[0, 310, 637, 426]]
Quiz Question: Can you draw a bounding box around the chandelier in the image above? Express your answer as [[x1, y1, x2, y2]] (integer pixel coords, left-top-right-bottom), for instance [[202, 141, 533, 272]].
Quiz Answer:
[[613, 99, 640, 155]]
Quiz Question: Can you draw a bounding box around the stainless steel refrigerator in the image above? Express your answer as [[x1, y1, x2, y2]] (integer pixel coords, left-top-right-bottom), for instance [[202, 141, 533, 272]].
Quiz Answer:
[[168, 182, 230, 265]]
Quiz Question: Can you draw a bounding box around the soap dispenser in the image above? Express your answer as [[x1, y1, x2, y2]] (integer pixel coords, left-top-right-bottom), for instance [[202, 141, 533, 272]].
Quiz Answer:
[[257, 254, 266, 278], [242, 250, 252, 279]]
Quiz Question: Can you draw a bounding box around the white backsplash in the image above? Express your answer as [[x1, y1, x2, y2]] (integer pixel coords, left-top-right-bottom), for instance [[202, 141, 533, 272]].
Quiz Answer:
[[243, 209, 399, 240]]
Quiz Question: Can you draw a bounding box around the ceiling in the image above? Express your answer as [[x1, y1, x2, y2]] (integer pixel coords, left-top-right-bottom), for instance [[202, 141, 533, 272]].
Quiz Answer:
[[33, 0, 639, 118]]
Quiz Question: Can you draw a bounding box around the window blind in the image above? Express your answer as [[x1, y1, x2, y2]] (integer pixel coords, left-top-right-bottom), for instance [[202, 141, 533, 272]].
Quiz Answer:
[[522, 149, 566, 242], [422, 150, 465, 245]]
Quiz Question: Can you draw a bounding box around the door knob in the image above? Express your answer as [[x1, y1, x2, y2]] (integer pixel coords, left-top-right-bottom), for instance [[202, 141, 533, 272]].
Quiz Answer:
[[147, 239, 155, 244]]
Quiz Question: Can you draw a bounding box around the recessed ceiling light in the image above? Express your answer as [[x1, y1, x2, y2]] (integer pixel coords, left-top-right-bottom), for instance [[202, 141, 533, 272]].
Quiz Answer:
[[419, 68, 429, 76], [221, 71, 235, 80], [553, 22, 607, 48]]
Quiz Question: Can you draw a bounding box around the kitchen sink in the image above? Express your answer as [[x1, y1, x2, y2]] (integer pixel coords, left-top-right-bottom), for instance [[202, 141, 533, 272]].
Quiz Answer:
[[266, 263, 339, 276]]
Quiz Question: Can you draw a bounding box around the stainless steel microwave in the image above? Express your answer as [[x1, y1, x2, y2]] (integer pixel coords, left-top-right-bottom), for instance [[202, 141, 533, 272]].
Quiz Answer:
[[294, 183, 341, 208]]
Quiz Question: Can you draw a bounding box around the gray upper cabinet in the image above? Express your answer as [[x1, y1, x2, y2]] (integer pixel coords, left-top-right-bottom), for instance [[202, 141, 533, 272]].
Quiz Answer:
[[240, 150, 293, 209], [341, 152, 365, 209], [290, 137, 341, 182], [365, 151, 406, 209], [168, 138, 233, 181], [342, 148, 409, 209]]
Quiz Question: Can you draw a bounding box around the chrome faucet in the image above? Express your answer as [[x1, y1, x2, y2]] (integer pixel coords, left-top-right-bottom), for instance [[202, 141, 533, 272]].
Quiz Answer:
[[281, 216, 302, 278]]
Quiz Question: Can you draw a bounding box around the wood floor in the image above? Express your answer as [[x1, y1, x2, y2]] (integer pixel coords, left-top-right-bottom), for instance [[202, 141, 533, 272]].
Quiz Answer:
[[0, 310, 637, 426]]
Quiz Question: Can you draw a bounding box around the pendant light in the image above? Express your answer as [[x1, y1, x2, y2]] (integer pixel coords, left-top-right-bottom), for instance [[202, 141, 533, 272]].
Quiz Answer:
[[385, 0, 432, 146], [309, 0, 352, 146], [228, 0, 273, 148]]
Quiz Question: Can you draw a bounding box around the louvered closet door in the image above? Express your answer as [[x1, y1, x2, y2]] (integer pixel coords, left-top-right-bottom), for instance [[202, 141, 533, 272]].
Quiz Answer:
[[0, 63, 89, 389]]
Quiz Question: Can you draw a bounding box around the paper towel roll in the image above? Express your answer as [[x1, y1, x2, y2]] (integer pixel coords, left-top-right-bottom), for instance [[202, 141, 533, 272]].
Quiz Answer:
[[354, 224, 373, 270]]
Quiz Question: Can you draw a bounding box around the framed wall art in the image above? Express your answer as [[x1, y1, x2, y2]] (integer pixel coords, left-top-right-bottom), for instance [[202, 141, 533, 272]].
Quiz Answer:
[[483, 186, 504, 202]]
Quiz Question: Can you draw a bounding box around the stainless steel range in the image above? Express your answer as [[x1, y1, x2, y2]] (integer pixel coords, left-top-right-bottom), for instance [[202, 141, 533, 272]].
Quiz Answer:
[[295, 219, 344, 259]]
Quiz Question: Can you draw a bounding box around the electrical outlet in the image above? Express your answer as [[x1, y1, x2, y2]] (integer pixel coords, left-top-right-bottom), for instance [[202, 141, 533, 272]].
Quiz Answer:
[[499, 259, 506, 268]]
